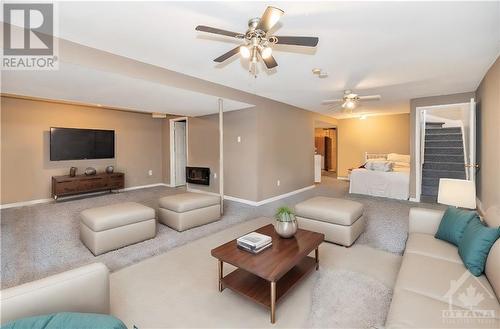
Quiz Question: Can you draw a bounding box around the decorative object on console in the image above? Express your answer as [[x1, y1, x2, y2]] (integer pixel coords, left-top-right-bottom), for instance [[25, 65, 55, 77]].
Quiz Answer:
[[51, 172, 124, 200], [437, 178, 476, 209], [69, 167, 77, 177], [105, 165, 114, 174], [274, 206, 298, 238], [84, 167, 97, 176]]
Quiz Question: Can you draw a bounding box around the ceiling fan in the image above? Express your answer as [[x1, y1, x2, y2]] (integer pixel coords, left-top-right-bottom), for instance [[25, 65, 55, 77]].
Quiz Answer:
[[195, 6, 319, 71], [322, 90, 381, 112]]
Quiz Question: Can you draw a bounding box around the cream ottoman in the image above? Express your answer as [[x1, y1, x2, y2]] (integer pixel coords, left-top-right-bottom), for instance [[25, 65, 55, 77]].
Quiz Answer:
[[80, 202, 156, 255], [158, 193, 220, 231], [295, 197, 365, 247]]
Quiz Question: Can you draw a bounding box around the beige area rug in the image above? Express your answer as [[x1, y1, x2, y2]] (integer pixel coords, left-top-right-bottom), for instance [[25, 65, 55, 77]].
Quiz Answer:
[[307, 269, 393, 328], [110, 217, 401, 328]]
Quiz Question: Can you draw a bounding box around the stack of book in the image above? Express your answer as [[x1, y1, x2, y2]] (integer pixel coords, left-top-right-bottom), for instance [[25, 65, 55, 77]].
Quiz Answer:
[[237, 232, 272, 254]]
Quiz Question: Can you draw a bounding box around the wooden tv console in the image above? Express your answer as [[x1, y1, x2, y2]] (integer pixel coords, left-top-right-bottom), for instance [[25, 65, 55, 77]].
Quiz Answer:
[[51, 172, 125, 200]]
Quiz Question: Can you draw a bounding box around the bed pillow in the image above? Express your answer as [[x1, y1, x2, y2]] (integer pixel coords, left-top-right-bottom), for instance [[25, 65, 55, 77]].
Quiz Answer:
[[435, 207, 477, 246], [2, 312, 127, 329], [365, 160, 393, 172], [393, 161, 410, 168], [458, 217, 500, 276], [387, 153, 410, 163]]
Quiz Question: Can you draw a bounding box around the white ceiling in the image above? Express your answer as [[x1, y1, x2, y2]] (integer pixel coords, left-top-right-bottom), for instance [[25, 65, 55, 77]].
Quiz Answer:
[[3, 1, 500, 118], [2, 62, 254, 116]]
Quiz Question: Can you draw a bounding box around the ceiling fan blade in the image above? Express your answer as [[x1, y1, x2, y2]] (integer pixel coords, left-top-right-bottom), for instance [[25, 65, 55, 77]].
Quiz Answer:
[[195, 25, 242, 38], [358, 95, 381, 101], [274, 36, 319, 47], [256, 6, 284, 32], [261, 53, 278, 69], [214, 46, 241, 63], [322, 99, 342, 105]]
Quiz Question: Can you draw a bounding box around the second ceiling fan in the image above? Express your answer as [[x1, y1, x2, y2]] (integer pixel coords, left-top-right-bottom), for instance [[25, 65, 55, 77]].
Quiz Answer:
[[195, 6, 319, 70], [322, 90, 382, 112]]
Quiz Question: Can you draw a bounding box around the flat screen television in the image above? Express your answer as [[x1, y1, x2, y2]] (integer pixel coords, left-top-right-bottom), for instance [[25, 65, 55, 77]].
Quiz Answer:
[[50, 127, 115, 161]]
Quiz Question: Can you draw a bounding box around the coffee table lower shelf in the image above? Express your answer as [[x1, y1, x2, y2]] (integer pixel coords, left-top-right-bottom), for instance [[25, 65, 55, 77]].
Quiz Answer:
[[220, 256, 317, 321]]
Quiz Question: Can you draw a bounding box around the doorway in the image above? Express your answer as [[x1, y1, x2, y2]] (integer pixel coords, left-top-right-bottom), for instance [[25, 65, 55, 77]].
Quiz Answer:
[[415, 99, 476, 202], [170, 117, 188, 187], [315, 127, 337, 177]]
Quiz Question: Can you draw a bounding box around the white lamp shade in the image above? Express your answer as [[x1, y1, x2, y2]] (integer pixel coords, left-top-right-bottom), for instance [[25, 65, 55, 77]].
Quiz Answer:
[[437, 178, 476, 209]]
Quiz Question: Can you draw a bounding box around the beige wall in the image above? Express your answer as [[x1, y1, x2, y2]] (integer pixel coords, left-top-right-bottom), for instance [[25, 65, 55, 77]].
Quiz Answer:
[[183, 106, 338, 202], [336, 114, 410, 177], [1, 96, 164, 204], [409, 92, 475, 199], [187, 114, 220, 194], [476, 56, 499, 211]]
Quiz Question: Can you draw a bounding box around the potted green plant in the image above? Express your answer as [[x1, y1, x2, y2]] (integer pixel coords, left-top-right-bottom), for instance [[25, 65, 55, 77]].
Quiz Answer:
[[274, 206, 298, 238]]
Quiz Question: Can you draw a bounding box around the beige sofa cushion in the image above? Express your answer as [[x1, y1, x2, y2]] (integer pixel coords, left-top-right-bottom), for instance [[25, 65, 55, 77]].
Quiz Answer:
[[386, 288, 498, 328], [405, 233, 462, 264], [395, 253, 499, 312], [294, 197, 363, 225], [81, 202, 155, 232], [0, 263, 109, 325], [484, 206, 500, 299], [159, 193, 220, 212]]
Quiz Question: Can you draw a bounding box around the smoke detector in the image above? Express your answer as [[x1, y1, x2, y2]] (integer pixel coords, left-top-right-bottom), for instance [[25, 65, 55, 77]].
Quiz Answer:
[[312, 68, 328, 78]]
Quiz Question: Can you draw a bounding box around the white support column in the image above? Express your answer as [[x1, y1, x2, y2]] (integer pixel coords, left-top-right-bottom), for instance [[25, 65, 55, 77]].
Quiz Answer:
[[218, 98, 224, 215]]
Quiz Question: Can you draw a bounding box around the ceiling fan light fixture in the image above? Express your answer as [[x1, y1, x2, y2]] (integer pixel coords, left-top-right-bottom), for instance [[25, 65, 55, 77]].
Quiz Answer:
[[261, 46, 273, 59], [343, 100, 356, 109], [240, 45, 251, 58]]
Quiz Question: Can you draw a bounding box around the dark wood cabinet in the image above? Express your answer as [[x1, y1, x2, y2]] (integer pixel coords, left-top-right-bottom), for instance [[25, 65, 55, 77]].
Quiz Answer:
[[51, 172, 124, 199]]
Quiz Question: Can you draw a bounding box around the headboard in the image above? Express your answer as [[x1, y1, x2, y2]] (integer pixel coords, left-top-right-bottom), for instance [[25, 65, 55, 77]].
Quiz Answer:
[[365, 152, 388, 161]]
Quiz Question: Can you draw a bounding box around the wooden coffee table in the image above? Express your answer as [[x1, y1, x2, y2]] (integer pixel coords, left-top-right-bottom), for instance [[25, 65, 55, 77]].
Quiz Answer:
[[211, 224, 324, 323]]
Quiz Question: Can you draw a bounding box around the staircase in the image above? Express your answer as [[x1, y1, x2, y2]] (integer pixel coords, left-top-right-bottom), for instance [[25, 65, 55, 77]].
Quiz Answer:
[[421, 122, 466, 203]]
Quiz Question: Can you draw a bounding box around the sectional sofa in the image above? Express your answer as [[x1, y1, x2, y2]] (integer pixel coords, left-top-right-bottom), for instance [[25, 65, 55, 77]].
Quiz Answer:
[[386, 207, 500, 328]]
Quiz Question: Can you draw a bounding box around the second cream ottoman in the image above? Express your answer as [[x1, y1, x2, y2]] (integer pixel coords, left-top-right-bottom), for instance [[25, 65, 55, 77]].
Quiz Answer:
[[294, 197, 365, 246], [158, 192, 221, 231]]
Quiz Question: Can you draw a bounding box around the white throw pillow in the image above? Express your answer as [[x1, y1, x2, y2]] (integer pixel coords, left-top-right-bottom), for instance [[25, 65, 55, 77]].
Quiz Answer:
[[365, 160, 393, 172], [387, 153, 410, 163]]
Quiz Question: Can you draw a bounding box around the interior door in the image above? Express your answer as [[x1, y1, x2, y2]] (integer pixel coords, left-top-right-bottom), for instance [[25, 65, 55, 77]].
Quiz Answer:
[[467, 98, 477, 182], [174, 121, 187, 186], [324, 137, 332, 171]]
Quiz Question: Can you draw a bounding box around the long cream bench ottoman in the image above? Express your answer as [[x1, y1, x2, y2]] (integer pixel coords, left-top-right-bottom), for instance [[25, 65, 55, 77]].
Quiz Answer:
[[80, 202, 156, 255], [295, 197, 365, 247], [158, 192, 221, 231]]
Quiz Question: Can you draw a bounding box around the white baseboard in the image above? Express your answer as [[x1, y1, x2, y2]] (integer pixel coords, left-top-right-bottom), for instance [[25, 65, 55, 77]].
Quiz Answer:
[[188, 185, 316, 207], [0, 198, 54, 210], [224, 185, 316, 207], [186, 187, 220, 197], [409, 197, 420, 202], [337, 176, 350, 181], [1, 182, 170, 210], [120, 182, 169, 192]]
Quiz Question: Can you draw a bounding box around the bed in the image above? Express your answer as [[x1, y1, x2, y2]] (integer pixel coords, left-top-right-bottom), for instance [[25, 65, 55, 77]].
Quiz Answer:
[[349, 153, 410, 200]]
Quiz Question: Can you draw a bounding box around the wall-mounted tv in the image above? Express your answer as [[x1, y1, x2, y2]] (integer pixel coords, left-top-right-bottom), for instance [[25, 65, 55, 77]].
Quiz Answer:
[[50, 127, 115, 161]]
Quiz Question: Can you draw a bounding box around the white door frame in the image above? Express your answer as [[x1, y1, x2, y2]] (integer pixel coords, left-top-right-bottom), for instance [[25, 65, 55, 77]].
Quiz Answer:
[[414, 102, 470, 201], [170, 117, 188, 187]]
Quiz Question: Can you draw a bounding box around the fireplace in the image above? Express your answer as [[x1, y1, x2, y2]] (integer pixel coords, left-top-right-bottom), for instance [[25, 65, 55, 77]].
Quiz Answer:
[[186, 167, 210, 185]]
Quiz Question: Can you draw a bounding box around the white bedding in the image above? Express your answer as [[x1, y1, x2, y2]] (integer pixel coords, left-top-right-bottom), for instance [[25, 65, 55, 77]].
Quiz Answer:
[[349, 167, 410, 200]]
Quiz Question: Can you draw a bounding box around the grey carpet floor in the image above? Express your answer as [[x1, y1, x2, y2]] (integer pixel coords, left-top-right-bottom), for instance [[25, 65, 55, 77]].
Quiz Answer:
[[0, 177, 443, 288]]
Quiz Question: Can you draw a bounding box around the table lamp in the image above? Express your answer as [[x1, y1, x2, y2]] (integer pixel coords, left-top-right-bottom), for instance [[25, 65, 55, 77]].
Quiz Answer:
[[437, 178, 476, 209]]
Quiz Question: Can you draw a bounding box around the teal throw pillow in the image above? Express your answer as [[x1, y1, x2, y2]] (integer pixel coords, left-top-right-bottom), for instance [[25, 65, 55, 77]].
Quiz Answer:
[[435, 207, 477, 246], [458, 217, 500, 276], [1, 312, 127, 329]]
